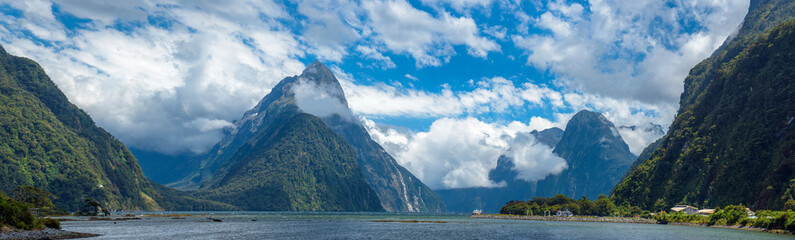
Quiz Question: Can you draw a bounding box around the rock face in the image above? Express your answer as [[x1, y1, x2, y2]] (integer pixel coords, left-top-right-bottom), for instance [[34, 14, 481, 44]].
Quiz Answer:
[[177, 61, 445, 212], [201, 113, 383, 211], [535, 110, 637, 200], [531, 128, 564, 148], [438, 111, 635, 213], [0, 45, 162, 211], [613, 0, 795, 210]]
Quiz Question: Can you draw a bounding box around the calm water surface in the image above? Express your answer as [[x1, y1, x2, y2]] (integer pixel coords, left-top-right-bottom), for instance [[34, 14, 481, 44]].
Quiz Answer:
[[60, 212, 793, 240]]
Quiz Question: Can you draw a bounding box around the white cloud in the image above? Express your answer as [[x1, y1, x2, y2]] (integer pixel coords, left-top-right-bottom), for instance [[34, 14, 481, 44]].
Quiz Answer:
[[297, 0, 362, 62], [329, 66, 565, 118], [355, 45, 396, 69], [404, 74, 418, 81], [507, 132, 567, 182], [536, 12, 572, 37], [364, 117, 565, 189], [420, 0, 494, 13], [512, 0, 749, 105], [292, 78, 355, 122], [362, 0, 499, 67], [0, 1, 306, 154]]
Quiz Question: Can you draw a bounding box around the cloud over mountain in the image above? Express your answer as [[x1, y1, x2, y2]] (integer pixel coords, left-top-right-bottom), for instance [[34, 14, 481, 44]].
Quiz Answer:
[[0, 0, 750, 181]]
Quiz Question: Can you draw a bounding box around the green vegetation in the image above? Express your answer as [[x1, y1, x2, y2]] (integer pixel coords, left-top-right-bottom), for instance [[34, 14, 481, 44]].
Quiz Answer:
[[0, 45, 164, 211], [178, 62, 445, 212], [613, 0, 795, 210], [500, 196, 795, 232], [197, 113, 383, 211], [653, 205, 795, 232], [0, 191, 40, 230], [535, 111, 636, 200], [0, 191, 61, 230], [500, 194, 644, 217]]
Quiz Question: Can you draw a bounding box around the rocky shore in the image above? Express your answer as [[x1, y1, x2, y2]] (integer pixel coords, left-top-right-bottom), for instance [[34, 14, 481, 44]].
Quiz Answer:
[[0, 229, 98, 240], [471, 214, 658, 224]]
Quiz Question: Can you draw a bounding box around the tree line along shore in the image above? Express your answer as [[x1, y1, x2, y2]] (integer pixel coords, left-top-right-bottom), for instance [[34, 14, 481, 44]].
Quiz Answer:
[[494, 194, 795, 234]]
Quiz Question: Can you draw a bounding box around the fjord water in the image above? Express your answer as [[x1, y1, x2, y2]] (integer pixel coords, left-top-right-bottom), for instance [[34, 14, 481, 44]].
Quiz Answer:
[[60, 212, 789, 240]]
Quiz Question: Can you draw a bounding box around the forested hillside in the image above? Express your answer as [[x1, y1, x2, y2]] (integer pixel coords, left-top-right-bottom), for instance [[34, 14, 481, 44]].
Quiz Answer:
[[613, 0, 795, 210], [0, 45, 162, 211]]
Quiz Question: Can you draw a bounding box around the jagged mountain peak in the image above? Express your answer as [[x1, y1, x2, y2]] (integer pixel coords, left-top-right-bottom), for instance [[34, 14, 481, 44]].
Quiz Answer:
[[531, 127, 564, 148], [177, 60, 446, 212], [564, 110, 625, 143]]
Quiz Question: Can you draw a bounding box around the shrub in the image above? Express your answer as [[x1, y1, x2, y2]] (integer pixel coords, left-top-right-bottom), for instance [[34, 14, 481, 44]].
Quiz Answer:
[[0, 192, 43, 230], [40, 218, 60, 229]]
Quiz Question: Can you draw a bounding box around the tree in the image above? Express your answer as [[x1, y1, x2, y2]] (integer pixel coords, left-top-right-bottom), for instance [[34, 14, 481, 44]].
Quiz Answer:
[[653, 199, 667, 212], [595, 195, 617, 216], [784, 199, 795, 211], [13, 186, 56, 210], [78, 199, 103, 216]]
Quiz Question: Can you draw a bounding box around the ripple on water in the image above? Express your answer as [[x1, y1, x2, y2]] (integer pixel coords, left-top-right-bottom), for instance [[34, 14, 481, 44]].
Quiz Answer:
[[58, 212, 793, 240]]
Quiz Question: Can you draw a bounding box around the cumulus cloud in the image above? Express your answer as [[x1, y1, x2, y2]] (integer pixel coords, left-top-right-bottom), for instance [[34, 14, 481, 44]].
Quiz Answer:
[[334, 72, 564, 118], [292, 78, 355, 122], [355, 45, 396, 69], [512, 0, 749, 105], [506, 132, 567, 182], [362, 0, 499, 67], [364, 117, 565, 189], [0, 0, 306, 154], [420, 0, 494, 13]]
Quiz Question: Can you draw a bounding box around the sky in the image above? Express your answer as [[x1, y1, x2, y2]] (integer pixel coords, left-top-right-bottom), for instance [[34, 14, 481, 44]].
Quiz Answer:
[[0, 0, 750, 189]]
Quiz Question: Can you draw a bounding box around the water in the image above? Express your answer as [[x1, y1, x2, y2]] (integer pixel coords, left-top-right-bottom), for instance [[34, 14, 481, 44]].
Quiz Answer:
[[60, 212, 792, 239]]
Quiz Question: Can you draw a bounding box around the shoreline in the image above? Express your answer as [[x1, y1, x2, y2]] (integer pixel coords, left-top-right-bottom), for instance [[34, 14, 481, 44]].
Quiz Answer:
[[472, 214, 793, 235], [471, 214, 657, 224], [0, 228, 99, 240]]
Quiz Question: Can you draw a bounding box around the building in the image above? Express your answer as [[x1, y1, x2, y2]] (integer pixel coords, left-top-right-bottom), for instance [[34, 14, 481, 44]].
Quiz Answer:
[[746, 208, 757, 219], [556, 209, 573, 217], [697, 209, 715, 216], [670, 205, 698, 215]]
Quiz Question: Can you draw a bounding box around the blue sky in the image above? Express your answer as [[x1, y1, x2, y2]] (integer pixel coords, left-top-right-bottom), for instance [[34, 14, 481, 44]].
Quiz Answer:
[[0, 0, 749, 189]]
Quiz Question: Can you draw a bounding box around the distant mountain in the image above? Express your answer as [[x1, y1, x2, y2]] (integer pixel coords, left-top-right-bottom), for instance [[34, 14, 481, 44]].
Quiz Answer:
[[177, 61, 445, 212], [129, 147, 200, 184], [438, 111, 635, 213], [197, 113, 383, 211], [0, 45, 163, 211], [535, 110, 637, 199], [613, 0, 795, 210], [618, 124, 664, 136], [437, 155, 536, 213], [531, 127, 564, 148]]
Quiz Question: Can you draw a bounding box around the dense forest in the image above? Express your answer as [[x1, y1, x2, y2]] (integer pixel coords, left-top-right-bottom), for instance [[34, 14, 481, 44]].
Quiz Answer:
[[613, 4, 795, 210], [0, 45, 164, 211], [196, 113, 384, 211]]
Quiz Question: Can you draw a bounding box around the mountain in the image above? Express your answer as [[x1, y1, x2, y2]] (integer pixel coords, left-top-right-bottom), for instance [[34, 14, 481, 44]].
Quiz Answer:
[[531, 127, 564, 147], [613, 0, 795, 210], [196, 113, 383, 211], [0, 45, 163, 211], [437, 112, 634, 213], [535, 110, 637, 199], [129, 147, 200, 184], [621, 138, 663, 179], [178, 61, 445, 212], [436, 155, 537, 213]]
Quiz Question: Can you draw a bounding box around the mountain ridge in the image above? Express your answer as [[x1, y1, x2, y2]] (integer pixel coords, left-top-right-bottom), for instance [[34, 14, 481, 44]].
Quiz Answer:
[[177, 61, 446, 212], [613, 0, 795, 210]]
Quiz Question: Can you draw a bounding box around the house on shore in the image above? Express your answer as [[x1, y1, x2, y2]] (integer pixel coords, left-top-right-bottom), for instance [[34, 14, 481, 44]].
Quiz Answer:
[[671, 205, 698, 215], [697, 209, 715, 216], [556, 209, 573, 217]]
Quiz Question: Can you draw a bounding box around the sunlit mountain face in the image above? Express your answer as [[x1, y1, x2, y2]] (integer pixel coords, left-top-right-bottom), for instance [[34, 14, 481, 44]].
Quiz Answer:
[[0, 0, 749, 192]]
